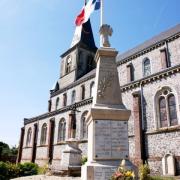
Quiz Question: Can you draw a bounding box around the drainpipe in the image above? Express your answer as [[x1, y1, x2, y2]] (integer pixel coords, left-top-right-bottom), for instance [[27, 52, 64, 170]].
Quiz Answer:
[[140, 82, 147, 163]]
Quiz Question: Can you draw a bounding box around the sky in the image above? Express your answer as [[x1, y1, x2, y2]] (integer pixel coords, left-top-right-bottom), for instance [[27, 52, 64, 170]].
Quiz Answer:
[[0, 0, 179, 146]]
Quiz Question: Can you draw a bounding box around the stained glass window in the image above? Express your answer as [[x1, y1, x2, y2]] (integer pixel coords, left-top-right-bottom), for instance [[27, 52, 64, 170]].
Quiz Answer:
[[26, 128, 32, 147], [159, 96, 168, 127], [168, 95, 178, 126], [58, 119, 66, 142], [40, 123, 47, 145]]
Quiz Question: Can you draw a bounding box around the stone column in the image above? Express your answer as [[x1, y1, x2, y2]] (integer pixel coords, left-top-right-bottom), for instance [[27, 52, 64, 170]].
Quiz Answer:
[[132, 91, 143, 166], [47, 119, 55, 163], [16, 127, 25, 163]]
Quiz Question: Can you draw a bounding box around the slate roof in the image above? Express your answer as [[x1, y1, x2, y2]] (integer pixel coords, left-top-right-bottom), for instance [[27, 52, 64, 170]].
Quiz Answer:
[[117, 24, 180, 62]]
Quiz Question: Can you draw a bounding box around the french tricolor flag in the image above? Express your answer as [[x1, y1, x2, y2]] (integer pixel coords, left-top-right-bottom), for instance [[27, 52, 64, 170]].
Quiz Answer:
[[75, 0, 101, 26]]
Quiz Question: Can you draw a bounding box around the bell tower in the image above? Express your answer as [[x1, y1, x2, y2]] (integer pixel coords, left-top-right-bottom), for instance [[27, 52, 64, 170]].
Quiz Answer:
[[58, 20, 97, 89]]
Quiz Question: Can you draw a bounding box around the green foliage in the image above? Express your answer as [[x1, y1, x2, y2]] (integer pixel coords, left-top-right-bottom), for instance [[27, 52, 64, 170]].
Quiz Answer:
[[0, 161, 38, 179], [81, 156, 88, 165], [0, 161, 8, 180], [150, 176, 174, 180], [0, 142, 18, 163], [38, 164, 49, 175], [138, 162, 151, 180], [18, 162, 38, 176], [0, 161, 20, 180], [6, 162, 20, 179]]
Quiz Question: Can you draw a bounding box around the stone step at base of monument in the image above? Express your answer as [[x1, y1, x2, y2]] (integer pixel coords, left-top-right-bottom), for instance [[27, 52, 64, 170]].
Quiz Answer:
[[51, 166, 81, 177]]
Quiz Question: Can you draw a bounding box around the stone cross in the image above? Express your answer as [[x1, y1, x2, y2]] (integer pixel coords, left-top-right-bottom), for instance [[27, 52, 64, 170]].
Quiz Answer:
[[99, 24, 113, 47]]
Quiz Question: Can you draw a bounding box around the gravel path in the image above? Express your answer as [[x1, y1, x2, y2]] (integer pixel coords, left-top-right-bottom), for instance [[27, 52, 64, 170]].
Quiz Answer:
[[12, 175, 81, 180]]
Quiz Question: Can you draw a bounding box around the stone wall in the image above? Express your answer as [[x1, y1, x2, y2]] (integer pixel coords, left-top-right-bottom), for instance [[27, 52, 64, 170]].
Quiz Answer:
[[20, 32, 180, 175]]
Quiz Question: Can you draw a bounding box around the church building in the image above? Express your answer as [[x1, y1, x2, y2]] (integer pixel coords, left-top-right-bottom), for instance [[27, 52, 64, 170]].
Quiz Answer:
[[17, 21, 180, 176]]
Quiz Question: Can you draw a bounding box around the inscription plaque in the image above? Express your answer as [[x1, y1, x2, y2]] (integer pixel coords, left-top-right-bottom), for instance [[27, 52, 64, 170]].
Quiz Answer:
[[94, 166, 116, 180], [94, 120, 129, 159]]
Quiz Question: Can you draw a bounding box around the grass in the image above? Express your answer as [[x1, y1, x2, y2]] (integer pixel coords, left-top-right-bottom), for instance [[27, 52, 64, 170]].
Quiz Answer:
[[150, 176, 175, 180]]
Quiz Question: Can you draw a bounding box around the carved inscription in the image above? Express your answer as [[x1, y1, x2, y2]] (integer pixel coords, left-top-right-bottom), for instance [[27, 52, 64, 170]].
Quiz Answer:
[[94, 120, 129, 159], [94, 166, 116, 180], [97, 72, 114, 98], [97, 60, 117, 99]]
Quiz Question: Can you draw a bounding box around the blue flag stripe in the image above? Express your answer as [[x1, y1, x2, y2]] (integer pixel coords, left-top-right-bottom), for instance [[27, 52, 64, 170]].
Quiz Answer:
[[92, 0, 101, 10]]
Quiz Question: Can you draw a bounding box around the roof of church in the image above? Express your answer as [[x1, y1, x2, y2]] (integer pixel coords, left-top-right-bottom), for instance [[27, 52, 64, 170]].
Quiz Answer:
[[117, 24, 180, 63]]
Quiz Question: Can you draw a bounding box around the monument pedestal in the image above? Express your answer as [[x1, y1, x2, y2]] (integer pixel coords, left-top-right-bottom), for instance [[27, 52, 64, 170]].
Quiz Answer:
[[59, 138, 82, 176], [81, 25, 136, 179]]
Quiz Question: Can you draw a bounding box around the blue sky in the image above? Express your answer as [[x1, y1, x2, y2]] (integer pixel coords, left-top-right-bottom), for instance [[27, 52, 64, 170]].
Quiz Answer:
[[0, 0, 179, 146]]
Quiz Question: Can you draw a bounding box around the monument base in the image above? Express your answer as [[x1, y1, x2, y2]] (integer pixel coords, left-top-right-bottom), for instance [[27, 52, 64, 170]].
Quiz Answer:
[[81, 160, 136, 180], [60, 138, 82, 176]]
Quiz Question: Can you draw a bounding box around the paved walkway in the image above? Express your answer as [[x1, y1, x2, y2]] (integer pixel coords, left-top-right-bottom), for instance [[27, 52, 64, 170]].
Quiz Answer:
[[12, 175, 81, 180]]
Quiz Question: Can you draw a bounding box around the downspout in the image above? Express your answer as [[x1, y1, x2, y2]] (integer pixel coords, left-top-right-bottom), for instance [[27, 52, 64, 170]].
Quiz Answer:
[[140, 82, 147, 163]]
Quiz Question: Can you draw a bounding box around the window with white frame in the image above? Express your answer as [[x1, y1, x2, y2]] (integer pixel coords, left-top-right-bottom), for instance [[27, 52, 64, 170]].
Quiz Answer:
[[71, 90, 76, 104], [156, 88, 178, 128], [57, 118, 66, 142], [65, 56, 72, 74], [55, 97, 59, 110], [26, 127, 32, 147], [143, 58, 151, 77], [81, 85, 85, 100], [90, 81, 95, 97]]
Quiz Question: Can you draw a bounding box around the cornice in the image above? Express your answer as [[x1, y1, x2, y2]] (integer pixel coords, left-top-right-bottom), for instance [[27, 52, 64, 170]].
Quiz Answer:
[[117, 33, 180, 66], [121, 64, 180, 92], [24, 98, 93, 125], [51, 73, 95, 98]]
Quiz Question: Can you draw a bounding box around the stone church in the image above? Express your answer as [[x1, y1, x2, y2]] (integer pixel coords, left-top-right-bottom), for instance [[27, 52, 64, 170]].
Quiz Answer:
[[17, 21, 180, 176]]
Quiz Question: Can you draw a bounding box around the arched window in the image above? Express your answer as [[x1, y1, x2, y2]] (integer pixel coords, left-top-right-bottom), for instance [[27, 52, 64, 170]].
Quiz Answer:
[[26, 128, 32, 147], [65, 56, 72, 74], [159, 97, 168, 127], [40, 123, 47, 145], [81, 85, 85, 100], [156, 88, 178, 128], [56, 97, 59, 110], [81, 111, 88, 139], [63, 93, 67, 107], [143, 58, 151, 77], [57, 118, 66, 142], [71, 90, 76, 104], [168, 94, 178, 126], [90, 81, 95, 97]]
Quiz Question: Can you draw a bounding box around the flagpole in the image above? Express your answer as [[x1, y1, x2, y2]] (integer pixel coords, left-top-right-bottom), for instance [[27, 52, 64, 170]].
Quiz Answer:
[[100, 0, 103, 26], [100, 0, 104, 47]]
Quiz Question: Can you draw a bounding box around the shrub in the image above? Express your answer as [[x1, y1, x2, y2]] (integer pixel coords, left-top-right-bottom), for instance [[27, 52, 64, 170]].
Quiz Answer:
[[0, 161, 8, 180], [0, 161, 20, 180], [81, 156, 87, 165], [18, 162, 38, 176], [138, 162, 150, 180], [38, 164, 49, 175], [6, 162, 20, 179]]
